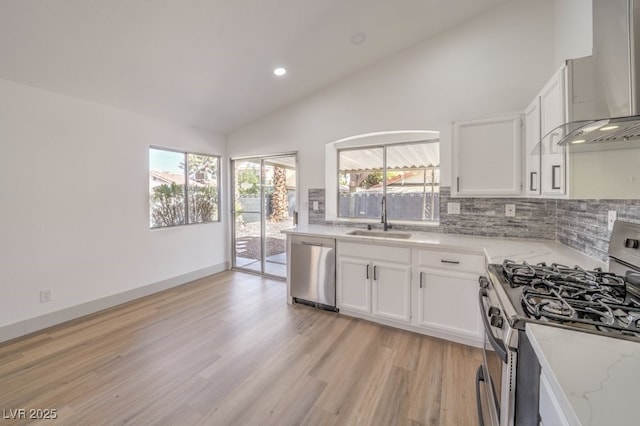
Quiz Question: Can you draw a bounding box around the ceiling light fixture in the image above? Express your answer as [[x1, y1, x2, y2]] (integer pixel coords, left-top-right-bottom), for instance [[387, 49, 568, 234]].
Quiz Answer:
[[571, 139, 587, 144], [599, 125, 619, 131], [273, 67, 287, 77]]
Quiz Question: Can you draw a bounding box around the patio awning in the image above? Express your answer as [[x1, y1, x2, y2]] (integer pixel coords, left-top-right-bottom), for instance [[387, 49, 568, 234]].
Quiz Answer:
[[339, 142, 439, 172]]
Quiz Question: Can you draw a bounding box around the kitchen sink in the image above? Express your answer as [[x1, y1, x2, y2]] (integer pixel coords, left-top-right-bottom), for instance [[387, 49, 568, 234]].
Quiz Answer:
[[346, 230, 412, 239]]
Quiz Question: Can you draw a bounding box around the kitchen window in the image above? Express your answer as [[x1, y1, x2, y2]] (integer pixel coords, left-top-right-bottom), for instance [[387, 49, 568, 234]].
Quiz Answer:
[[338, 140, 440, 222], [149, 147, 220, 228]]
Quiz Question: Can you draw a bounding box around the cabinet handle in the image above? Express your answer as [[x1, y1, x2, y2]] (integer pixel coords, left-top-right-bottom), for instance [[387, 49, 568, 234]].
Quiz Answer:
[[551, 165, 561, 190], [366, 264, 370, 279], [530, 171, 537, 191], [441, 259, 460, 265], [373, 265, 378, 281], [456, 177, 460, 192], [419, 272, 424, 289]]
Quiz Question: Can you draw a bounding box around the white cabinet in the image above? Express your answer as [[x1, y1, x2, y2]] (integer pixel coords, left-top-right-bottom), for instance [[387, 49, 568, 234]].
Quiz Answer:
[[452, 114, 523, 196], [539, 65, 567, 196], [337, 242, 411, 324], [414, 249, 484, 344], [338, 256, 372, 314], [337, 240, 485, 347], [524, 97, 541, 195], [539, 370, 569, 426], [372, 261, 411, 322], [525, 57, 594, 198]]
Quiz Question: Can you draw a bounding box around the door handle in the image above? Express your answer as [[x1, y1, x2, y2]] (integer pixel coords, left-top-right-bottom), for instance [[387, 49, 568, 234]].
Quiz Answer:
[[530, 171, 537, 191], [551, 165, 561, 190]]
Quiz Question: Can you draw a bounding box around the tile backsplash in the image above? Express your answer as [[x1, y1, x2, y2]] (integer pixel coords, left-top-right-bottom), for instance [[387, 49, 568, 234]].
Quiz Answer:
[[307, 187, 640, 262], [556, 199, 640, 262]]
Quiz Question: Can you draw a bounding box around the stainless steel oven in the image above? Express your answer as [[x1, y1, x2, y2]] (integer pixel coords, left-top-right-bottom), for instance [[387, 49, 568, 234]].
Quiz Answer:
[[476, 277, 516, 426], [476, 220, 640, 426], [476, 276, 541, 426]]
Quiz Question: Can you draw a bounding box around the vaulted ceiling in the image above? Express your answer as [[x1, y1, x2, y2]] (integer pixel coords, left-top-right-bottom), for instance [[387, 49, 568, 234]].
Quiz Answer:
[[0, 0, 508, 134]]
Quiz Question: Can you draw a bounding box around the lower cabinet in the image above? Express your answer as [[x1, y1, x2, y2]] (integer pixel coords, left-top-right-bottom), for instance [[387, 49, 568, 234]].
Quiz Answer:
[[416, 269, 481, 339], [539, 370, 569, 426], [337, 241, 485, 347], [337, 245, 412, 324], [371, 261, 411, 323], [338, 256, 372, 314]]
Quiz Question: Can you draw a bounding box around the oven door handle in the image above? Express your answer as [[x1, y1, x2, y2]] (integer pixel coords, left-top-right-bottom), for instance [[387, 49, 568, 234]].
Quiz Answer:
[[475, 365, 486, 426], [479, 289, 508, 363]]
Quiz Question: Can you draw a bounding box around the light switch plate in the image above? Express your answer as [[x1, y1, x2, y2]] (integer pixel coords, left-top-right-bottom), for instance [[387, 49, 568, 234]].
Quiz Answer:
[[447, 202, 460, 215], [505, 204, 516, 217], [312, 201, 319, 211], [608, 210, 617, 231]]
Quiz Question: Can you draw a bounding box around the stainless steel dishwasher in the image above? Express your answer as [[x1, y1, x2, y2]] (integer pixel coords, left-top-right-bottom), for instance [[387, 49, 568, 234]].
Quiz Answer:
[[290, 235, 336, 311]]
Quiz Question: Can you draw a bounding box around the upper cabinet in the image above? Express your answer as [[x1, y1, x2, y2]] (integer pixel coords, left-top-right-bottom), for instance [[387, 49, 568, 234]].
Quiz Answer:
[[524, 97, 541, 195], [539, 64, 567, 196], [452, 114, 523, 197], [526, 56, 595, 198]]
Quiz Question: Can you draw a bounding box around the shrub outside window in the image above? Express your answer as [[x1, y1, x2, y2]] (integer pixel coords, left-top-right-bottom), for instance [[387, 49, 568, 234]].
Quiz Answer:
[[149, 147, 220, 228], [338, 141, 439, 222]]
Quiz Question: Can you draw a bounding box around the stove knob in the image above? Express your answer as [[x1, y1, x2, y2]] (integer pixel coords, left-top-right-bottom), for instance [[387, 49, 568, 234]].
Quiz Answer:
[[490, 314, 504, 328], [488, 306, 501, 316], [479, 276, 490, 288], [624, 238, 639, 249]]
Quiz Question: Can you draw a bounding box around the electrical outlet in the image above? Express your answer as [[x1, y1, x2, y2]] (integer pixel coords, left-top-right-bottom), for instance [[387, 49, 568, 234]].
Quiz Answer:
[[505, 204, 516, 217], [313, 201, 319, 211], [40, 289, 52, 303], [608, 210, 617, 231], [447, 202, 460, 215]]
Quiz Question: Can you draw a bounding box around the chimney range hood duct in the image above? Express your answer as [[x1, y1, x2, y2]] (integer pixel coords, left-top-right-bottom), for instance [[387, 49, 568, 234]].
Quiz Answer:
[[556, 0, 640, 148]]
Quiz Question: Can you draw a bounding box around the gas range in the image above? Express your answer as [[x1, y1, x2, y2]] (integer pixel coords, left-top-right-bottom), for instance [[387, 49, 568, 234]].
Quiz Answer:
[[487, 260, 640, 341]]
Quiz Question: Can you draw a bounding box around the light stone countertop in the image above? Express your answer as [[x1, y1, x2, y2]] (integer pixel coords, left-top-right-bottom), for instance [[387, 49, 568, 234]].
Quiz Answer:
[[283, 224, 606, 269], [526, 324, 640, 426]]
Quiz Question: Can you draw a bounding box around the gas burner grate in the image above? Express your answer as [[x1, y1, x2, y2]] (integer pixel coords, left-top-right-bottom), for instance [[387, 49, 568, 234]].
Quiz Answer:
[[521, 288, 640, 337]]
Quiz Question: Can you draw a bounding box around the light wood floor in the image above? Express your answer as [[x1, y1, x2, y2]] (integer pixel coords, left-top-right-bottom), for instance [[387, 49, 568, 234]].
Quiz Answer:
[[0, 271, 482, 425]]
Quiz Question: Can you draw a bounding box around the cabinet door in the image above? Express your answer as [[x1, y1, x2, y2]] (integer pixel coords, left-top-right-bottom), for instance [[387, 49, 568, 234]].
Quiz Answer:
[[337, 256, 371, 314], [416, 269, 481, 338], [524, 97, 541, 195], [539, 370, 569, 426], [452, 114, 523, 196], [540, 66, 567, 195], [372, 261, 411, 323]]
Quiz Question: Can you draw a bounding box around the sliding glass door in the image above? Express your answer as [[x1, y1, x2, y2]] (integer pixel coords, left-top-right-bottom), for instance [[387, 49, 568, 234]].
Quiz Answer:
[[231, 153, 297, 278]]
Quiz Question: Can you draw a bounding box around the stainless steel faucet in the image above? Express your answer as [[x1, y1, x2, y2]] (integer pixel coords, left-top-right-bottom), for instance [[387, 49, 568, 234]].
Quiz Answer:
[[381, 196, 391, 231]]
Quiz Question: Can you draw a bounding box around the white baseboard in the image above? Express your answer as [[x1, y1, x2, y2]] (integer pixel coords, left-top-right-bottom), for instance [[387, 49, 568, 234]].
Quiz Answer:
[[0, 262, 229, 344]]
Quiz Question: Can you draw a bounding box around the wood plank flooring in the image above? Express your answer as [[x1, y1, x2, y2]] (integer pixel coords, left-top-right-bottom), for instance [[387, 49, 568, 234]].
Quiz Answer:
[[0, 271, 482, 425]]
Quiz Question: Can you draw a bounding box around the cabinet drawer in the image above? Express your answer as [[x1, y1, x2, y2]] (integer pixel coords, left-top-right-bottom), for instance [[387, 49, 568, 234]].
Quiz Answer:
[[338, 242, 411, 264], [416, 250, 485, 274]]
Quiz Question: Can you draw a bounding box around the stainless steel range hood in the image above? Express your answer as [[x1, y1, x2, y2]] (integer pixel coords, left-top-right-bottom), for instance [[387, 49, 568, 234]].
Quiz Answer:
[[557, 0, 640, 148]]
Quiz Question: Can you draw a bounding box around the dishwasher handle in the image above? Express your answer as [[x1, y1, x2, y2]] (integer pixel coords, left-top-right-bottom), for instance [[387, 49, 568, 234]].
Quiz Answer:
[[301, 241, 324, 247]]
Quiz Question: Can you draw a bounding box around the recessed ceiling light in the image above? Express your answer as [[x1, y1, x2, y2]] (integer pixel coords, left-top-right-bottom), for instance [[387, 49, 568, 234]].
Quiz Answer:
[[273, 67, 287, 77], [350, 32, 367, 45]]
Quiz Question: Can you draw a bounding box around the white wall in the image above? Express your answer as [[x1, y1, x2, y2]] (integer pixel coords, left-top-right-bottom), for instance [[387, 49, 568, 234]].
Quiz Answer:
[[0, 78, 228, 335], [227, 0, 557, 225], [555, 0, 593, 66]]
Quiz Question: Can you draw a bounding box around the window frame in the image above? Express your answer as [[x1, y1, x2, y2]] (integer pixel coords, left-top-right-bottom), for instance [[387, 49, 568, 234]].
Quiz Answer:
[[336, 139, 440, 223], [149, 146, 221, 229]]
